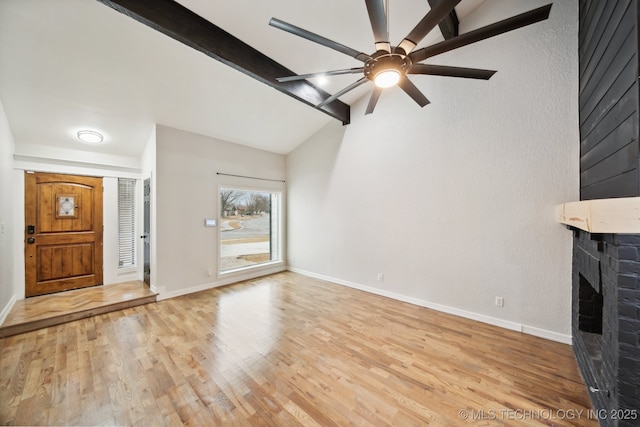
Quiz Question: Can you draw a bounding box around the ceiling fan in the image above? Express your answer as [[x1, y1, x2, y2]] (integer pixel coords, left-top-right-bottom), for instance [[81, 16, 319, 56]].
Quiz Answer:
[[270, 0, 552, 115]]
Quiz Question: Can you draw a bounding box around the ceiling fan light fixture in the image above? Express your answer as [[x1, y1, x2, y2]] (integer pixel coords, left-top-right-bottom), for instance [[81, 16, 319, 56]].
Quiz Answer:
[[374, 69, 400, 88], [77, 130, 104, 144], [365, 53, 408, 88], [270, 2, 553, 115]]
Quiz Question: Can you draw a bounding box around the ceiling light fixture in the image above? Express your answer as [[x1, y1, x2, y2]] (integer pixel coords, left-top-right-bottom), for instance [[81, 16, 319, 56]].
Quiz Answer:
[[77, 130, 104, 144], [270, 2, 552, 116], [374, 69, 400, 88], [365, 53, 409, 89]]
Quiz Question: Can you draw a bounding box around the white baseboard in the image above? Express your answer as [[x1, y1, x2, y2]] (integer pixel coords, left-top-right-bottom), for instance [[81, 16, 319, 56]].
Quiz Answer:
[[157, 264, 287, 301], [288, 267, 572, 345], [0, 294, 16, 326], [521, 325, 572, 344]]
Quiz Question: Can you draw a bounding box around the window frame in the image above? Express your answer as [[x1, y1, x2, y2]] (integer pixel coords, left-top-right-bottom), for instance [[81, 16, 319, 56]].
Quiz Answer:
[[117, 177, 137, 269], [218, 185, 284, 276]]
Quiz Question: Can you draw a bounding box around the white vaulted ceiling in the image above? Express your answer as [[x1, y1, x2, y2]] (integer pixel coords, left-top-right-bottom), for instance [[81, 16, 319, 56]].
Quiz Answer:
[[0, 0, 487, 156]]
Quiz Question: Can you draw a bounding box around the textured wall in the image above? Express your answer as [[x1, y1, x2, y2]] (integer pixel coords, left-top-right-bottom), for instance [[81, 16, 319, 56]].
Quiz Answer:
[[287, 0, 579, 339]]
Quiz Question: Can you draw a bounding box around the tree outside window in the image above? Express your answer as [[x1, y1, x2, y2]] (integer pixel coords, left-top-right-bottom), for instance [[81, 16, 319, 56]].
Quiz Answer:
[[219, 188, 280, 272]]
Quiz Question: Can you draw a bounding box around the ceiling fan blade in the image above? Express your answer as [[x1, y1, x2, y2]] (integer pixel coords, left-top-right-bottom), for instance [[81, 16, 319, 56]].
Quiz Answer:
[[270, 18, 371, 62], [365, 0, 390, 52], [409, 64, 496, 80], [409, 4, 552, 63], [397, 76, 430, 107], [317, 77, 370, 108], [277, 68, 365, 83], [365, 87, 383, 115], [396, 0, 462, 54]]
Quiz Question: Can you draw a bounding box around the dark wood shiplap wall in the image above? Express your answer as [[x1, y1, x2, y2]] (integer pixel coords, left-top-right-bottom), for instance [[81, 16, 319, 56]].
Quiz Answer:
[[579, 0, 639, 200]]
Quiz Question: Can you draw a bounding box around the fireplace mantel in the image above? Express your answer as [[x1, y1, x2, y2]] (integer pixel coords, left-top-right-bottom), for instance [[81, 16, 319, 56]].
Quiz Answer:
[[557, 197, 640, 234]]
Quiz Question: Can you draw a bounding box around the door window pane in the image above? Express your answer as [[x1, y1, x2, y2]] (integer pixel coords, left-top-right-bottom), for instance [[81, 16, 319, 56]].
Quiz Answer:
[[118, 178, 136, 268]]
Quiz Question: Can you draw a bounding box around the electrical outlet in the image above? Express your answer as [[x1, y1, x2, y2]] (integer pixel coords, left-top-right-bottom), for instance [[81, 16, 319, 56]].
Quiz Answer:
[[495, 296, 504, 307], [377, 273, 384, 282], [207, 269, 213, 277]]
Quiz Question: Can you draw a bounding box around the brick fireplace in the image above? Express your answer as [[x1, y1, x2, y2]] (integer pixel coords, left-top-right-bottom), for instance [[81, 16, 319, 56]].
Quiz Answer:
[[575, 1, 640, 423], [570, 229, 640, 426]]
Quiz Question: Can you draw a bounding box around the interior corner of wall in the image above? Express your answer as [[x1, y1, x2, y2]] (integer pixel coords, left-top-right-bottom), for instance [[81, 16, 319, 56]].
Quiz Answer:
[[152, 286, 166, 299], [0, 294, 17, 326]]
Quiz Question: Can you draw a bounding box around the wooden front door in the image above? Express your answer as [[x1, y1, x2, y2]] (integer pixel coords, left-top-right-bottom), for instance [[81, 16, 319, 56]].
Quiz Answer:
[[25, 172, 103, 297]]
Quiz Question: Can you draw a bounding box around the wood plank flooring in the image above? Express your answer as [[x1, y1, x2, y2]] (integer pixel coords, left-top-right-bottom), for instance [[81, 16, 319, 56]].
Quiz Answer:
[[0, 272, 597, 426], [0, 281, 157, 338]]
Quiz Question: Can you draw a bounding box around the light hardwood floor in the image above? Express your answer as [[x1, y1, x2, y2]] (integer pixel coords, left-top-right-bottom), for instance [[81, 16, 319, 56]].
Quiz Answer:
[[0, 272, 596, 426], [0, 281, 157, 338]]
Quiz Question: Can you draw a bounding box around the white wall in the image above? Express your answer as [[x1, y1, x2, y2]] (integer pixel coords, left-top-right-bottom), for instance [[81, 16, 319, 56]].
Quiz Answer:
[[287, 0, 578, 342], [155, 125, 286, 299], [0, 99, 17, 323], [9, 142, 145, 300], [4, 119, 285, 303]]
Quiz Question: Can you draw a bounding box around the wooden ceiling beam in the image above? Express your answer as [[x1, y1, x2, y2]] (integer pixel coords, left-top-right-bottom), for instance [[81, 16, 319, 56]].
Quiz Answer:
[[95, 0, 350, 124], [427, 0, 459, 40]]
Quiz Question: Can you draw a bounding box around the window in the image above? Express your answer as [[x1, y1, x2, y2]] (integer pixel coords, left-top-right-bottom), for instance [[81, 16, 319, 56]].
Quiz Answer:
[[220, 188, 281, 273], [118, 178, 136, 268]]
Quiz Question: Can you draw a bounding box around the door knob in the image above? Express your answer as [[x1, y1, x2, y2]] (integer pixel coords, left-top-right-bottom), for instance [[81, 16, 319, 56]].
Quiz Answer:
[[27, 237, 35, 244]]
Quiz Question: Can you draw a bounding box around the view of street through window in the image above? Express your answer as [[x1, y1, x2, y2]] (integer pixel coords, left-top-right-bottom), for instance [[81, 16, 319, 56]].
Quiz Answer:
[[219, 189, 278, 271]]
